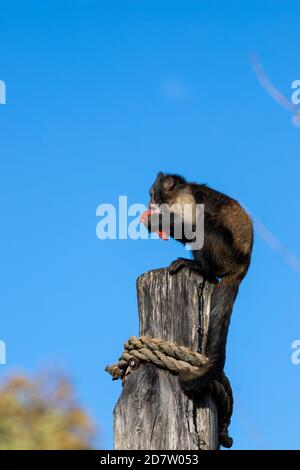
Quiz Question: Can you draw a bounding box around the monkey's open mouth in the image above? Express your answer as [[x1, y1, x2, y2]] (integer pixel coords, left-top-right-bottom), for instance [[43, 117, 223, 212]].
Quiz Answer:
[[140, 209, 169, 241]]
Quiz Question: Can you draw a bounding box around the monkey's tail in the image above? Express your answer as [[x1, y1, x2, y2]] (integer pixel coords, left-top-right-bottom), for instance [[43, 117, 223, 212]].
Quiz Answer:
[[179, 270, 243, 389], [204, 273, 241, 375]]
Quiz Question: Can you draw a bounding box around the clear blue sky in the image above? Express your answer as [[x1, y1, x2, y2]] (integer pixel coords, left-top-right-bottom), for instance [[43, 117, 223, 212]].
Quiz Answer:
[[1, 0, 300, 450]]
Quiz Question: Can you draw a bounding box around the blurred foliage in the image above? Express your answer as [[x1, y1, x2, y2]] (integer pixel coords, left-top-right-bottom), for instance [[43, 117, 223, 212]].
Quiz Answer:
[[0, 371, 97, 449]]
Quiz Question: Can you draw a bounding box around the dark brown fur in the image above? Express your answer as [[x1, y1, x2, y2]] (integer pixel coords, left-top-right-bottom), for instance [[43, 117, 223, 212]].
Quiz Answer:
[[146, 172, 253, 389]]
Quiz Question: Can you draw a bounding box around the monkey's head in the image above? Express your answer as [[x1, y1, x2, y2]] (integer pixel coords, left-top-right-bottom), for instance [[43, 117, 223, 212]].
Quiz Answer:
[[140, 172, 190, 241], [149, 172, 186, 208]]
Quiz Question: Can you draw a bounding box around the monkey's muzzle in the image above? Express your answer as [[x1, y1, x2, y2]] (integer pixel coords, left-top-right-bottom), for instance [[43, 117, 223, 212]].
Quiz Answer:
[[140, 209, 169, 241]]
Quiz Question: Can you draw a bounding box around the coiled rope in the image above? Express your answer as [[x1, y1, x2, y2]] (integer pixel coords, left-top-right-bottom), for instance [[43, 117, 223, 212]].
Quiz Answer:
[[106, 335, 233, 449]]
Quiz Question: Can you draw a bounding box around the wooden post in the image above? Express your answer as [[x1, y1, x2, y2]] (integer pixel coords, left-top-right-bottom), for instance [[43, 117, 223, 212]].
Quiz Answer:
[[113, 267, 219, 450]]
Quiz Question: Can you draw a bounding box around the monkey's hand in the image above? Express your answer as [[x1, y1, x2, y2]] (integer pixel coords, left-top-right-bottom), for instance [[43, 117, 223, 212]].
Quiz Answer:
[[140, 209, 169, 240]]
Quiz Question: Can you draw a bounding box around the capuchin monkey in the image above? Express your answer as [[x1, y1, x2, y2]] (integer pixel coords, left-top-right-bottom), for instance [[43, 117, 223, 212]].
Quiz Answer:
[[141, 172, 253, 389]]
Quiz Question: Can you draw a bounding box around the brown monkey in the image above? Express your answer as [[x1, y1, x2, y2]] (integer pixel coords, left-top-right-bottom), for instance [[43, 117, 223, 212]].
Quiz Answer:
[[142, 172, 253, 389]]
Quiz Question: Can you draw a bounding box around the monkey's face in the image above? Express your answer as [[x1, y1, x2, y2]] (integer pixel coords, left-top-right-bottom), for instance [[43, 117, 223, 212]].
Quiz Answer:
[[143, 172, 198, 243], [141, 172, 188, 240]]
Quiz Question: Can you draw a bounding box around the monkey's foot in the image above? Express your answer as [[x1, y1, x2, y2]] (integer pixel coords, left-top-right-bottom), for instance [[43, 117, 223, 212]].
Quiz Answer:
[[169, 258, 202, 275], [169, 258, 218, 283]]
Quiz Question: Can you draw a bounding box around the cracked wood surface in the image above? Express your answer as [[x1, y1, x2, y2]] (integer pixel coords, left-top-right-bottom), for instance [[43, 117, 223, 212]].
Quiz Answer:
[[114, 267, 218, 450]]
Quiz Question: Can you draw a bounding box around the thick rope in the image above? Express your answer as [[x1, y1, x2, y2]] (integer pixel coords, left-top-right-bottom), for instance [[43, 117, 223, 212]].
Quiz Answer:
[[106, 335, 233, 449]]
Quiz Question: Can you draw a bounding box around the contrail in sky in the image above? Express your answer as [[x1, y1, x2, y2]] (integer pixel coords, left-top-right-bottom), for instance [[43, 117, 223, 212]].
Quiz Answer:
[[249, 51, 300, 127]]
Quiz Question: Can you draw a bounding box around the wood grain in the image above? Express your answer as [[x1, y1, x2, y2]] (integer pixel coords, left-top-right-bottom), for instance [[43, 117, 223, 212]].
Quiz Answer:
[[114, 268, 218, 450]]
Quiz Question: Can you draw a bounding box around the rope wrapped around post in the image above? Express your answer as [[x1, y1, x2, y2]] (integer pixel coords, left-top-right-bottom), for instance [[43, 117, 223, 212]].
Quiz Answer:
[[106, 335, 233, 449]]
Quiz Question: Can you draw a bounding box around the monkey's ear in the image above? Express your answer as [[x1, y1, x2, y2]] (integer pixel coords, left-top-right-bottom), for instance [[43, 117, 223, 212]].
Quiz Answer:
[[163, 176, 175, 191]]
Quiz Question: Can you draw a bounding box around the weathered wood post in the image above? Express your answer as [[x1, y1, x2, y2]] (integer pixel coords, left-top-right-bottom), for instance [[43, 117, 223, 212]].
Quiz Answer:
[[113, 267, 219, 450]]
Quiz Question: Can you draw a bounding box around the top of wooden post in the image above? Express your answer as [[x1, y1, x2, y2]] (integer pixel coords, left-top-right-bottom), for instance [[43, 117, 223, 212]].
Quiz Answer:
[[137, 267, 214, 353]]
